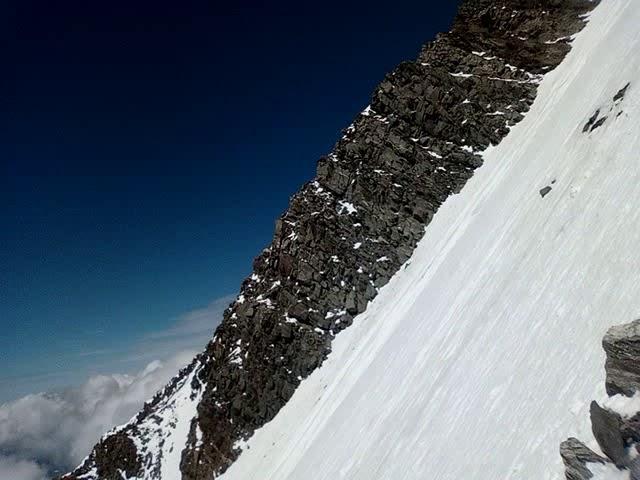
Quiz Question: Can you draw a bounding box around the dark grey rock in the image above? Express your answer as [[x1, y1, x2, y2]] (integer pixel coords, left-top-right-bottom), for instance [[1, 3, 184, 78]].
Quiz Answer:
[[583, 109, 600, 133], [590, 400, 626, 467], [560, 437, 609, 480], [582, 83, 630, 134], [621, 412, 640, 444], [540, 186, 553, 198], [561, 319, 640, 480], [614, 83, 631, 102], [591, 116, 608, 131], [603, 319, 640, 396]]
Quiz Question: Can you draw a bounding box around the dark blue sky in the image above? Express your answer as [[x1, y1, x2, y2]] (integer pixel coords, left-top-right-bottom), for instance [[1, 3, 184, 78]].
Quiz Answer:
[[0, 0, 459, 402]]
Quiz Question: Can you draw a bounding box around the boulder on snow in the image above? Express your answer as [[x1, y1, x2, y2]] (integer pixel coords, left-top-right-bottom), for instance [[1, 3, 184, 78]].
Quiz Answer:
[[560, 437, 609, 480], [561, 319, 640, 479], [540, 186, 552, 198], [613, 83, 631, 102], [590, 401, 626, 467], [603, 319, 640, 396]]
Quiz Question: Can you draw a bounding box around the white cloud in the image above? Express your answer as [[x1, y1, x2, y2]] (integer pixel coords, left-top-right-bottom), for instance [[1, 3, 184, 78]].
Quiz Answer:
[[147, 295, 233, 341], [0, 294, 233, 479], [0, 455, 47, 480], [143, 295, 235, 346], [115, 295, 234, 366], [0, 351, 195, 478]]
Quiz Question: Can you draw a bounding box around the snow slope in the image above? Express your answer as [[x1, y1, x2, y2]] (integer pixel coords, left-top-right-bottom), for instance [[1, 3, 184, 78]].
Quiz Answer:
[[130, 361, 206, 480], [220, 2, 640, 479]]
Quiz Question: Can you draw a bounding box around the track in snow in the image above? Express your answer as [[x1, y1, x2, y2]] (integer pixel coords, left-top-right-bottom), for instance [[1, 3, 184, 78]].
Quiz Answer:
[[220, 2, 640, 479]]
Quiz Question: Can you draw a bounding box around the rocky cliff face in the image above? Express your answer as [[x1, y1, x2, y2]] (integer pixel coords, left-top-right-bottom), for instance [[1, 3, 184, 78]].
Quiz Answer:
[[561, 320, 640, 480], [61, 1, 598, 479]]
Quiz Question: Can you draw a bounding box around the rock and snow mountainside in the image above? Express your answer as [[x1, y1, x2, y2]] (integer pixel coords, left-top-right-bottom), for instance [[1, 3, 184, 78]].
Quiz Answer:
[[561, 321, 640, 479], [60, 0, 640, 478]]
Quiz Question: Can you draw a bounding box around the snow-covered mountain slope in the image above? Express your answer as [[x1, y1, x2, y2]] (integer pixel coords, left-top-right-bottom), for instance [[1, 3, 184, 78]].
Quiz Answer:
[[217, 2, 640, 479], [63, 0, 640, 478]]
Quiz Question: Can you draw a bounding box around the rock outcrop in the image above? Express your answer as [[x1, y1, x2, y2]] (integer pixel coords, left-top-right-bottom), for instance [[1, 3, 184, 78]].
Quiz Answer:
[[561, 319, 640, 480], [590, 400, 626, 468], [604, 320, 640, 397], [560, 437, 609, 480], [62, 1, 599, 479]]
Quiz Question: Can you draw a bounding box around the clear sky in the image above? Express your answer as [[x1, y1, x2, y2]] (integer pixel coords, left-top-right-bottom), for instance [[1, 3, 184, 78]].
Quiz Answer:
[[0, 0, 459, 403]]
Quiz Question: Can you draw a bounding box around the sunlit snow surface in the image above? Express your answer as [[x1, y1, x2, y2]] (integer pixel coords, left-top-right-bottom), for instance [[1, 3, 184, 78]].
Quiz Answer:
[[590, 463, 631, 480], [128, 362, 205, 480], [221, 2, 640, 479]]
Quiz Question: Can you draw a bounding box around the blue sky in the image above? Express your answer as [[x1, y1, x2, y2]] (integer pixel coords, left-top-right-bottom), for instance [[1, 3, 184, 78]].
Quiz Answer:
[[0, 0, 459, 403]]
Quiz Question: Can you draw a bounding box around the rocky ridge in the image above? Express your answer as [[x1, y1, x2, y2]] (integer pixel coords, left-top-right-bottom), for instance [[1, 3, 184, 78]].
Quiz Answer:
[[61, 1, 598, 479], [561, 320, 640, 480]]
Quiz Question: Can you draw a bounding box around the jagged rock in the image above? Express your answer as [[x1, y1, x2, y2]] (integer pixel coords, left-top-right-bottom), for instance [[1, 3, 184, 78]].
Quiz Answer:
[[561, 319, 640, 479], [540, 186, 552, 198], [603, 319, 640, 396], [591, 116, 608, 131], [95, 433, 142, 480], [621, 412, 640, 444], [62, 431, 142, 480], [560, 437, 609, 480], [583, 109, 600, 132], [61, 1, 599, 479], [590, 400, 626, 467], [582, 83, 629, 134], [614, 83, 631, 102]]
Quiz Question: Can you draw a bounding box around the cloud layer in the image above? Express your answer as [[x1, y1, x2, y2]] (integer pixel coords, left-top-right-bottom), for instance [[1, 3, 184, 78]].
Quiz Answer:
[[0, 351, 195, 479], [0, 455, 47, 480], [131, 295, 234, 363], [0, 295, 232, 479]]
